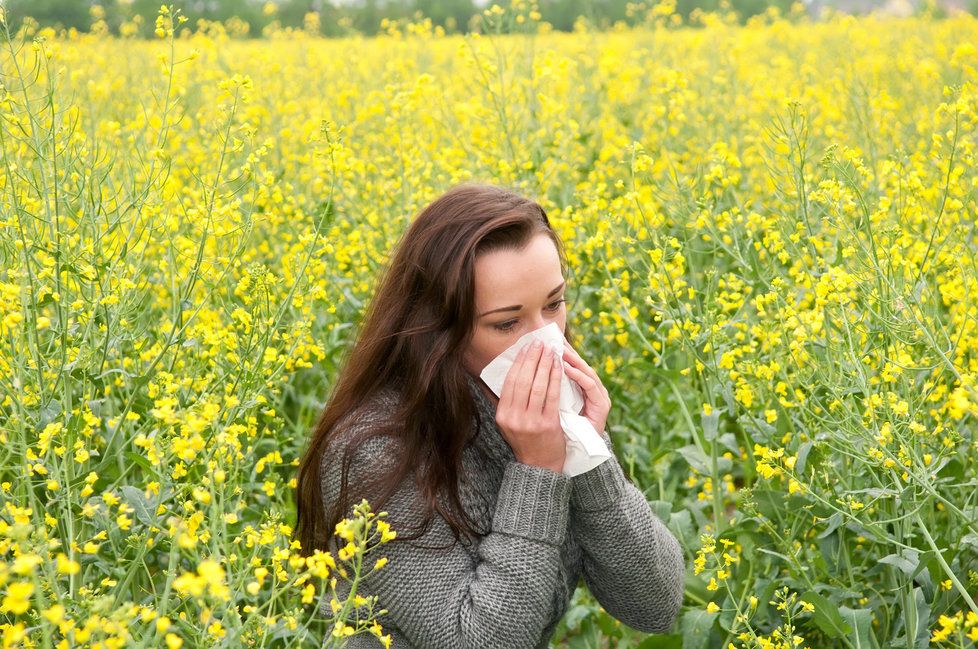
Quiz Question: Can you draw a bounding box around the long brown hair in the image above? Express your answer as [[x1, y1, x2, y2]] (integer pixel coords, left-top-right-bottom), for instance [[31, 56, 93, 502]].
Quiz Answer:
[[293, 182, 575, 556]]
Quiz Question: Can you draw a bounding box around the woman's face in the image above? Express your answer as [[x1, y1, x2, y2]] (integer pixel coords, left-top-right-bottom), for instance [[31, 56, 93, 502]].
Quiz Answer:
[[462, 231, 567, 379]]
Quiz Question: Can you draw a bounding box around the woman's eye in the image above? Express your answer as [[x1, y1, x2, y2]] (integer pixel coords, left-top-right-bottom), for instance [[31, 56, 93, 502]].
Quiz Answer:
[[493, 299, 565, 332], [546, 298, 566, 312]]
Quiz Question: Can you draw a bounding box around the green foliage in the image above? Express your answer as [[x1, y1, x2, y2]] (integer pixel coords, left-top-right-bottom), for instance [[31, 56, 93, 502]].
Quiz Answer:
[[1, 0, 802, 37]]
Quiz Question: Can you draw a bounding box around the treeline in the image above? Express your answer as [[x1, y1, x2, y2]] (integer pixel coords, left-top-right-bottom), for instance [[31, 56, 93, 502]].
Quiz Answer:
[[2, 0, 801, 37]]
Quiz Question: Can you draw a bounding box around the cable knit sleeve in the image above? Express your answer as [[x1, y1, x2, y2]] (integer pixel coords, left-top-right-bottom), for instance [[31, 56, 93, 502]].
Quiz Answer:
[[569, 429, 686, 634], [319, 417, 572, 649]]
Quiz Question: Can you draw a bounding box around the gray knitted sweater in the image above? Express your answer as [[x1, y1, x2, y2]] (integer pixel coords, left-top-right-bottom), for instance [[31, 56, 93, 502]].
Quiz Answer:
[[318, 373, 686, 648]]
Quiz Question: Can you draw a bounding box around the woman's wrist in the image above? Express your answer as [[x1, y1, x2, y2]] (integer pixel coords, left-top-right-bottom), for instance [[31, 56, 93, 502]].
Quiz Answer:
[[544, 461, 564, 473], [519, 458, 564, 473]]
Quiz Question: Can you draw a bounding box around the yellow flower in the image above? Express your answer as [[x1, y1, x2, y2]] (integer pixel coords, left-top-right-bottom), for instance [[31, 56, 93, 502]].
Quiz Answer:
[[1, 581, 34, 615], [332, 620, 356, 637], [12, 554, 42, 575], [376, 519, 397, 543], [41, 604, 65, 624], [338, 541, 358, 561], [56, 553, 81, 575]]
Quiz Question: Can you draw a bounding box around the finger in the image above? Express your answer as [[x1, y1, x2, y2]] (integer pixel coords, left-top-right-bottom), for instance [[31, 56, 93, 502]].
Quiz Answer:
[[562, 343, 600, 382], [561, 341, 585, 367], [515, 341, 544, 411], [563, 362, 599, 395], [542, 348, 562, 419], [499, 343, 528, 411], [527, 345, 557, 413], [524, 342, 552, 413]]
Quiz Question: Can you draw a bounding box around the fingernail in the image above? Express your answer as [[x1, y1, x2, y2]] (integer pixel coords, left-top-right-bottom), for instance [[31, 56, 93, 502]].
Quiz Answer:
[[531, 340, 542, 350]]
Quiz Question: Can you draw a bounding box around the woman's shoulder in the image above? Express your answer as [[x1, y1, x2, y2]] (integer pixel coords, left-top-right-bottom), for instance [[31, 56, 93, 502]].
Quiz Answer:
[[323, 385, 406, 468], [338, 384, 403, 431]]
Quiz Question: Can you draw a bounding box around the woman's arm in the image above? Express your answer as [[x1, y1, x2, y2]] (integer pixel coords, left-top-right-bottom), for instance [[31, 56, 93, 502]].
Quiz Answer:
[[320, 423, 572, 649], [569, 430, 686, 634]]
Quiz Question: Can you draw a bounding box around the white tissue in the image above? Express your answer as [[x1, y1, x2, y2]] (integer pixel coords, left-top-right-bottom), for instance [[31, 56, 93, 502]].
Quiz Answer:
[[479, 322, 612, 477]]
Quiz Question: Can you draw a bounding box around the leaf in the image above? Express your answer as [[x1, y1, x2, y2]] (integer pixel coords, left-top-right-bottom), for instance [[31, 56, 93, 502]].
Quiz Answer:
[[816, 512, 843, 539], [636, 634, 682, 649], [562, 604, 594, 631], [701, 409, 720, 442], [800, 590, 852, 638], [795, 441, 813, 473], [879, 549, 920, 577], [679, 609, 716, 649], [125, 451, 160, 480], [596, 611, 623, 638], [913, 587, 931, 649], [677, 445, 711, 474], [119, 485, 156, 527], [669, 509, 694, 542], [648, 500, 673, 524], [677, 445, 731, 475], [840, 607, 873, 649], [751, 488, 786, 520], [757, 547, 794, 562], [717, 433, 740, 456], [566, 618, 602, 649], [848, 487, 900, 498]]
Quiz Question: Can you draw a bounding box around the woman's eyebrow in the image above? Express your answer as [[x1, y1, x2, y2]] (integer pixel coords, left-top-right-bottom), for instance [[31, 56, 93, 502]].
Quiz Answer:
[[479, 281, 566, 318]]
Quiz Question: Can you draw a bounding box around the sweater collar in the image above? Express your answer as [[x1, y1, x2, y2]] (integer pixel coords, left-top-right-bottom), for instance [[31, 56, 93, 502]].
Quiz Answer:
[[465, 372, 515, 464]]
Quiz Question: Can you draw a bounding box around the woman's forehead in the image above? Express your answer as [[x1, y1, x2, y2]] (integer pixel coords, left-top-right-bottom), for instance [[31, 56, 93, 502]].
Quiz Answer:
[[473, 243, 563, 304]]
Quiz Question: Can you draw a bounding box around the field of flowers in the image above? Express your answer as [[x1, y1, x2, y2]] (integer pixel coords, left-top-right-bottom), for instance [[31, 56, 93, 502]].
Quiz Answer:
[[2, 1, 978, 647]]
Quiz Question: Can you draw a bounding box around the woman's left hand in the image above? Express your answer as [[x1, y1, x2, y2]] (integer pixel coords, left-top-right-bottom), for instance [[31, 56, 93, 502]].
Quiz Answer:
[[561, 341, 611, 435]]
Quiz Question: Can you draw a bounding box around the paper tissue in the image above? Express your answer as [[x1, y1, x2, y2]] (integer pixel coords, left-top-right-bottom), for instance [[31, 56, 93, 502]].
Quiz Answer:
[[479, 322, 612, 477]]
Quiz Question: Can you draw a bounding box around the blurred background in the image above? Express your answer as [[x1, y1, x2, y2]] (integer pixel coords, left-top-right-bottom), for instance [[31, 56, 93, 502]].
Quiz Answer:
[[1, 0, 972, 38]]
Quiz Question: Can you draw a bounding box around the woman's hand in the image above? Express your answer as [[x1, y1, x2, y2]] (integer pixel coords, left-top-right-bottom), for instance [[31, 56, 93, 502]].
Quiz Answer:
[[495, 339, 566, 472], [561, 341, 611, 435]]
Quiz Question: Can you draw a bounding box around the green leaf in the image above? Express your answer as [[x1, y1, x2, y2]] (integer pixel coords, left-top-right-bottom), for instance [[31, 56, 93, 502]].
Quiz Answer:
[[596, 611, 623, 638], [636, 634, 682, 649], [566, 617, 602, 649], [815, 511, 843, 539], [879, 549, 920, 577], [648, 500, 673, 524], [679, 609, 716, 649], [795, 441, 813, 474], [912, 586, 931, 649], [801, 591, 852, 638], [677, 445, 731, 475], [701, 408, 720, 441], [124, 451, 160, 480], [751, 488, 786, 520], [717, 433, 740, 456], [562, 602, 596, 631], [840, 607, 873, 649], [119, 485, 156, 527], [669, 509, 694, 542]]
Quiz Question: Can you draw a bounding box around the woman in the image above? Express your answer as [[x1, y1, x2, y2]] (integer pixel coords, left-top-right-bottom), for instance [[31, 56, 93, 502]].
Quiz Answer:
[[294, 182, 686, 648]]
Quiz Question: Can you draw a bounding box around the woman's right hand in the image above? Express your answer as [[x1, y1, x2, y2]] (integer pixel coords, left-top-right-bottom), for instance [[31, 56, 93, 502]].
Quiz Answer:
[[494, 339, 566, 472]]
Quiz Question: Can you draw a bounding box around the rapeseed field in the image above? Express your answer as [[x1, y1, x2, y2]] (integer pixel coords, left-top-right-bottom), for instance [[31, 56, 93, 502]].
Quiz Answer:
[[1, 2, 977, 646]]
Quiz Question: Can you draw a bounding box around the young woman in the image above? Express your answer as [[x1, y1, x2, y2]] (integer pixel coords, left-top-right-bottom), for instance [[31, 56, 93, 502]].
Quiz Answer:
[[294, 183, 686, 648]]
